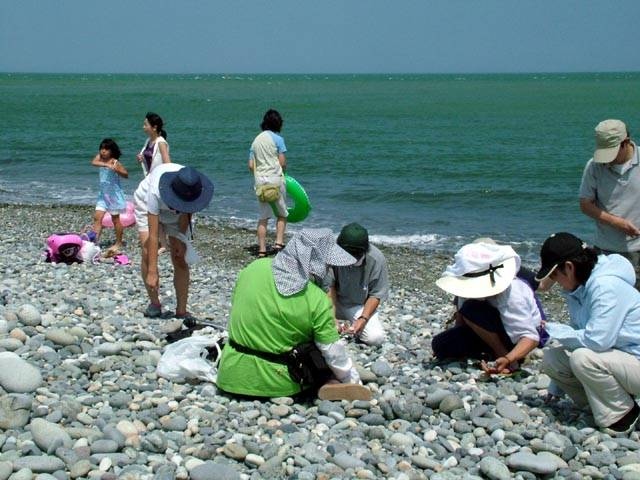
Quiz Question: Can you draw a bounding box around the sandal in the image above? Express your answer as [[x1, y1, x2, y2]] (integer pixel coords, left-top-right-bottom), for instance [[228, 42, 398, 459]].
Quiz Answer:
[[257, 251, 268, 258], [272, 243, 285, 252]]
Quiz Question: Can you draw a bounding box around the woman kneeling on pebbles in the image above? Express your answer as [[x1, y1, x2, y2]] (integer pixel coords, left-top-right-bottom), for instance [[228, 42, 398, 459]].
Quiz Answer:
[[431, 240, 546, 375], [216, 229, 372, 401]]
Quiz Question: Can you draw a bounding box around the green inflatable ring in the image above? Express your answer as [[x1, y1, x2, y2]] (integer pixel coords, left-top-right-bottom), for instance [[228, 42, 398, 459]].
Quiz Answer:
[[270, 174, 311, 223]]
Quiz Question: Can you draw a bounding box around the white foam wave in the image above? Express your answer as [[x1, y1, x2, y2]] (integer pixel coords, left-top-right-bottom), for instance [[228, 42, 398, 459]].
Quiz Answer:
[[370, 233, 458, 249]]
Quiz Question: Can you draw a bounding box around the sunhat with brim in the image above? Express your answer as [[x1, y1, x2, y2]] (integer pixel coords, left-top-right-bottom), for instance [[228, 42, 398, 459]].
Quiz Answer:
[[593, 119, 627, 164], [436, 243, 520, 299], [272, 228, 356, 296], [535, 232, 587, 281], [159, 166, 214, 214]]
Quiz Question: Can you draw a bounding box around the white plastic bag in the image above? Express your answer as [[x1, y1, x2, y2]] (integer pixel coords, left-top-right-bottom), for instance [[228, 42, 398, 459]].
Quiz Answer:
[[156, 333, 226, 383], [79, 240, 101, 264]]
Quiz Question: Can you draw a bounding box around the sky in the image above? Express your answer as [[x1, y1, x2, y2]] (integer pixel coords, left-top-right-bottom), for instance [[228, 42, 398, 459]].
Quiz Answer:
[[1, 0, 639, 74]]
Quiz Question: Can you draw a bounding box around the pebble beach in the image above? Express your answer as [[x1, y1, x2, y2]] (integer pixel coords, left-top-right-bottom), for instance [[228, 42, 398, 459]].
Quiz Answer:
[[2, 204, 640, 480]]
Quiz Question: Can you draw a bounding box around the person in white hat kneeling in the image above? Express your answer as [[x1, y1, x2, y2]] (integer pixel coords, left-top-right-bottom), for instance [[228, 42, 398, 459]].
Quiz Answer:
[[431, 241, 546, 375]]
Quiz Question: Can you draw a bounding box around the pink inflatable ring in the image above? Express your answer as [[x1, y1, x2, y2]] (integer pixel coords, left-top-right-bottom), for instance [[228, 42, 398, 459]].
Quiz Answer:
[[102, 201, 136, 228]]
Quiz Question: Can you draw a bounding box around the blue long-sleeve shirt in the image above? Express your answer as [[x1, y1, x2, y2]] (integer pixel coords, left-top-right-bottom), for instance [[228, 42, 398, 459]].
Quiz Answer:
[[546, 254, 640, 358]]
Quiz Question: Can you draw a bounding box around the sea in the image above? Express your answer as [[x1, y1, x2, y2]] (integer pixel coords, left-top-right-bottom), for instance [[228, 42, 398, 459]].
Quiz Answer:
[[2, 72, 640, 263]]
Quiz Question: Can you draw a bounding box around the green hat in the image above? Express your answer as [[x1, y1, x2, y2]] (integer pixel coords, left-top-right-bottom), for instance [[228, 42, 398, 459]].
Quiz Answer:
[[337, 223, 369, 256]]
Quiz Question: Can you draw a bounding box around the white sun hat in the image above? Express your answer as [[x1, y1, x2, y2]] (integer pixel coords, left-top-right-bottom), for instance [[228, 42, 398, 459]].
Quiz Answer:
[[436, 242, 520, 298]]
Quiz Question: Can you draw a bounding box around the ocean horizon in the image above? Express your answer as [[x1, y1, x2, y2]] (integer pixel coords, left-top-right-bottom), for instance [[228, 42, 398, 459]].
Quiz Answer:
[[2, 72, 640, 262]]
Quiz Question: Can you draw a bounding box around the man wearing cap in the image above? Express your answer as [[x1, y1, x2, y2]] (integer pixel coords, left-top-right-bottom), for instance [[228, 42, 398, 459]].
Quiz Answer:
[[322, 223, 389, 346], [538, 232, 640, 435], [216, 229, 372, 401], [580, 119, 640, 287], [431, 242, 545, 374], [133, 163, 213, 320]]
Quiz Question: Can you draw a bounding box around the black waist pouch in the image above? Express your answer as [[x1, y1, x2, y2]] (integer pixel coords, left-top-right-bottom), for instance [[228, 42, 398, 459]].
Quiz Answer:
[[229, 338, 332, 388], [286, 342, 333, 387]]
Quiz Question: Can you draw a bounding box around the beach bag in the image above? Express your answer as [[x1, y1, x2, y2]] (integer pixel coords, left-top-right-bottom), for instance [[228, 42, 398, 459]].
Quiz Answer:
[[45, 233, 83, 264], [256, 184, 281, 203]]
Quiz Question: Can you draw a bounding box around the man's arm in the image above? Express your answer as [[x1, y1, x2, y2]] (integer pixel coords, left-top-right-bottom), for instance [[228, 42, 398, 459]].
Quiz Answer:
[[580, 197, 640, 236], [351, 296, 381, 335]]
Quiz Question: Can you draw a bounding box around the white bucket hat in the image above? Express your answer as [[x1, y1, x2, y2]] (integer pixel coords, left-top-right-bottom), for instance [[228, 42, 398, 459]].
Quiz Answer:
[[436, 242, 520, 298]]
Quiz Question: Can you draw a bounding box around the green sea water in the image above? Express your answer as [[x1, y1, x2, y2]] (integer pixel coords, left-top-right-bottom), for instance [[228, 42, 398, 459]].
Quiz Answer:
[[1, 72, 639, 259]]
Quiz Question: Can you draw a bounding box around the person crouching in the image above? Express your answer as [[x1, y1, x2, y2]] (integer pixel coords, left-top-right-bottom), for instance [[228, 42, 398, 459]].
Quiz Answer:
[[538, 232, 640, 435], [216, 228, 372, 401], [431, 241, 546, 375]]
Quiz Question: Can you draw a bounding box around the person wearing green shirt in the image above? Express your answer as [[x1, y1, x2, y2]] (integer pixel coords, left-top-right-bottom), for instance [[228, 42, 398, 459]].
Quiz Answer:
[[216, 229, 372, 400]]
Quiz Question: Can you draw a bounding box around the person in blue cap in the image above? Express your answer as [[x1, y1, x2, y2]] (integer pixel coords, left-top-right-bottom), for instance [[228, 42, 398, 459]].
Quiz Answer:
[[133, 163, 213, 321]]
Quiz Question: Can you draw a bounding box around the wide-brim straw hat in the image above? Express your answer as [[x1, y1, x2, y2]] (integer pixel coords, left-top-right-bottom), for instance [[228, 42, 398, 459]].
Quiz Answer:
[[436, 242, 520, 298]]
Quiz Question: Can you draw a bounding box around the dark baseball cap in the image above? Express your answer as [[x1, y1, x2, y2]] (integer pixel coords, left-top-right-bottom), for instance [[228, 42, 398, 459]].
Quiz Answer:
[[535, 232, 587, 281]]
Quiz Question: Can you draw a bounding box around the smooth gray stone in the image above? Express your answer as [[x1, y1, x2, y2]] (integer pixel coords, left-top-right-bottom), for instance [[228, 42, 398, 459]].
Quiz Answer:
[[108, 392, 131, 409], [258, 455, 285, 475], [0, 462, 11, 480], [618, 452, 640, 467], [301, 443, 328, 464], [426, 388, 453, 407], [439, 394, 464, 414], [89, 439, 119, 454], [479, 456, 510, 480], [16, 305, 40, 327], [358, 414, 387, 426], [65, 427, 101, 442], [29, 419, 72, 453], [0, 339, 23, 352], [190, 462, 240, 480], [389, 433, 414, 448], [355, 366, 377, 383], [12, 456, 65, 473], [391, 397, 423, 421], [96, 343, 122, 356], [102, 425, 126, 448], [89, 453, 132, 467], [587, 451, 616, 468], [0, 394, 32, 429], [44, 329, 76, 347], [152, 464, 176, 480], [411, 455, 441, 470], [617, 438, 640, 450], [141, 432, 167, 453], [562, 445, 578, 461], [223, 443, 247, 461], [317, 401, 344, 416], [162, 416, 187, 431], [370, 360, 393, 378], [9, 468, 32, 480], [69, 459, 91, 479], [332, 451, 366, 470], [34, 474, 58, 480], [506, 452, 561, 475], [495, 400, 526, 423], [0, 353, 42, 393]]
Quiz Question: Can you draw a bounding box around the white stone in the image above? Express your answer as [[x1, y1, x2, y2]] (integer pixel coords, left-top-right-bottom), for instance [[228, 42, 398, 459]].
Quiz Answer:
[[0, 352, 42, 393]]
